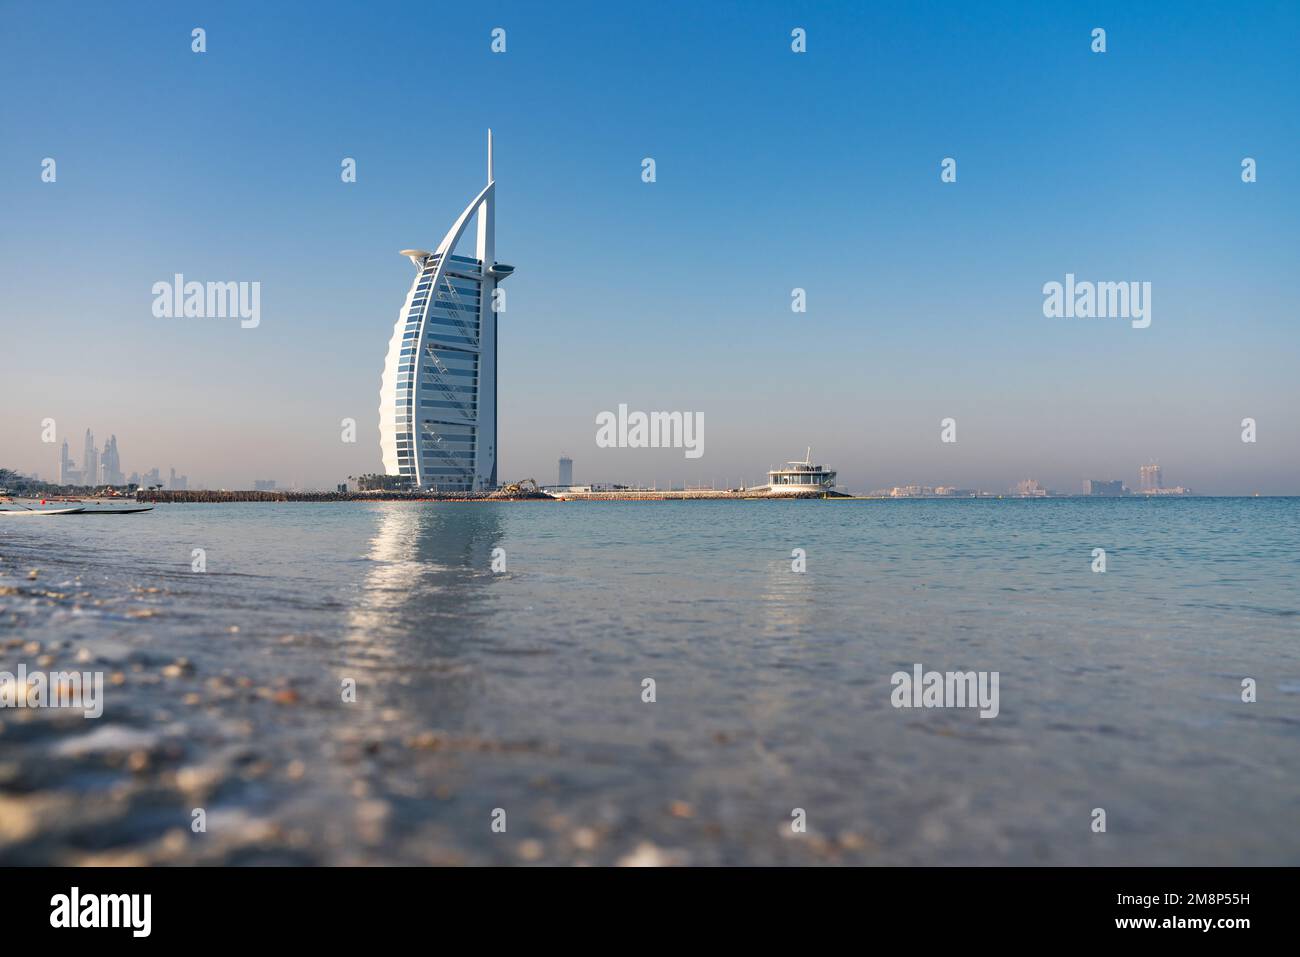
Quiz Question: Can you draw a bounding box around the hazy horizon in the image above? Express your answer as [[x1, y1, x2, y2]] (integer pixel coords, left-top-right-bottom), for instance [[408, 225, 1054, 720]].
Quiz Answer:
[[3, 1, 1298, 494]]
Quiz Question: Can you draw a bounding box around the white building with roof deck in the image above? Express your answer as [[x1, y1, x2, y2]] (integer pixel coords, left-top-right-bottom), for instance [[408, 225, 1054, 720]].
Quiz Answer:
[[762, 449, 837, 495], [378, 131, 515, 490]]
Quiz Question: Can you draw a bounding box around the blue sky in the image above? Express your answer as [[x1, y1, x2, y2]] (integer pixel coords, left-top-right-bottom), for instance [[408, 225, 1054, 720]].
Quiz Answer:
[[2, 0, 1298, 492]]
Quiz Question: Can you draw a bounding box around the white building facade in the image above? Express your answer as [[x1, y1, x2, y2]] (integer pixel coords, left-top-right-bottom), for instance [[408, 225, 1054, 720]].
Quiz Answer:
[[378, 131, 514, 490]]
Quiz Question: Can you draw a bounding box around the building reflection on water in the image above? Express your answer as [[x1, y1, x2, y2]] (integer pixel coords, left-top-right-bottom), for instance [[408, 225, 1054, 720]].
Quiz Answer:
[[341, 504, 506, 712], [758, 551, 818, 638]]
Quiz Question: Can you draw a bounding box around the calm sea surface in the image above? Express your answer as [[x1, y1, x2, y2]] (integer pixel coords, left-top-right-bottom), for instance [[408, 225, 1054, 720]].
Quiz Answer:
[[1, 498, 1297, 865]]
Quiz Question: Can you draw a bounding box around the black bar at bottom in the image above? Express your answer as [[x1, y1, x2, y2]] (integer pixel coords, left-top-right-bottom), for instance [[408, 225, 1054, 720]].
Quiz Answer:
[[0, 866, 1282, 940]]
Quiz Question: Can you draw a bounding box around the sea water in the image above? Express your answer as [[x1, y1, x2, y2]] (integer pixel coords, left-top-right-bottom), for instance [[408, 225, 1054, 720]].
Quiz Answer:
[[1, 498, 1296, 864]]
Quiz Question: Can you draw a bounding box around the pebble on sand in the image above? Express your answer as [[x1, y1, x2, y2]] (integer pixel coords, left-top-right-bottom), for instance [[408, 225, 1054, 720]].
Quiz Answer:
[[617, 842, 688, 867], [162, 659, 195, 679], [516, 839, 544, 862]]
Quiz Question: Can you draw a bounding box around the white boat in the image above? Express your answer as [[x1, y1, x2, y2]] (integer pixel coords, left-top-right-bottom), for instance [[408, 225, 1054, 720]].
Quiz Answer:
[[0, 505, 85, 515], [763, 449, 837, 496], [2, 494, 155, 515], [0, 499, 155, 515]]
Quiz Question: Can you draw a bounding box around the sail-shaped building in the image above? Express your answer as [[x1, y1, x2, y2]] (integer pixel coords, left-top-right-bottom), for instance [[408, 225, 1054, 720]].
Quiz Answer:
[[378, 131, 514, 490]]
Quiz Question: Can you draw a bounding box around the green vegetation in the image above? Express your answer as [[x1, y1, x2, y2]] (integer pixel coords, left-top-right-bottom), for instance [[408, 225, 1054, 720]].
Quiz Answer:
[[0, 466, 136, 498]]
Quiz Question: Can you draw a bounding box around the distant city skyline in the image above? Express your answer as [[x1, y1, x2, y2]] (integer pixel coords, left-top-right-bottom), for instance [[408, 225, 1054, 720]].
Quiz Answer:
[[43, 425, 190, 490], [0, 415, 1283, 497], [871, 464, 1193, 499], [12, 431, 1217, 499], [2, 2, 1298, 494]]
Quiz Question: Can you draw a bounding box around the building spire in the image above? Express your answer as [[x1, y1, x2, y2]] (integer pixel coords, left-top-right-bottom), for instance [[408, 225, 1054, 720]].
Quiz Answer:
[[487, 128, 494, 184]]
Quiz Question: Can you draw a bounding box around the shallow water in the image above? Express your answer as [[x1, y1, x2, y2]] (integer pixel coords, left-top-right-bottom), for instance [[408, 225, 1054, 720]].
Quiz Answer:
[[1, 498, 1297, 865]]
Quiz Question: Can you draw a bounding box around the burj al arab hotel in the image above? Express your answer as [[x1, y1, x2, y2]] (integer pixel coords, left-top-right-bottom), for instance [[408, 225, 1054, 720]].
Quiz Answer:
[[378, 131, 514, 490]]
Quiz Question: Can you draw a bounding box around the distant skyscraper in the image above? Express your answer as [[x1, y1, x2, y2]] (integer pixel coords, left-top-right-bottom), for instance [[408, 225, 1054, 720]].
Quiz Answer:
[[1139, 463, 1162, 491], [101, 434, 124, 485], [254, 479, 277, 491], [1084, 479, 1125, 496], [58, 440, 73, 484], [83, 429, 98, 487], [558, 455, 573, 487], [168, 467, 188, 491], [378, 130, 514, 491]]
